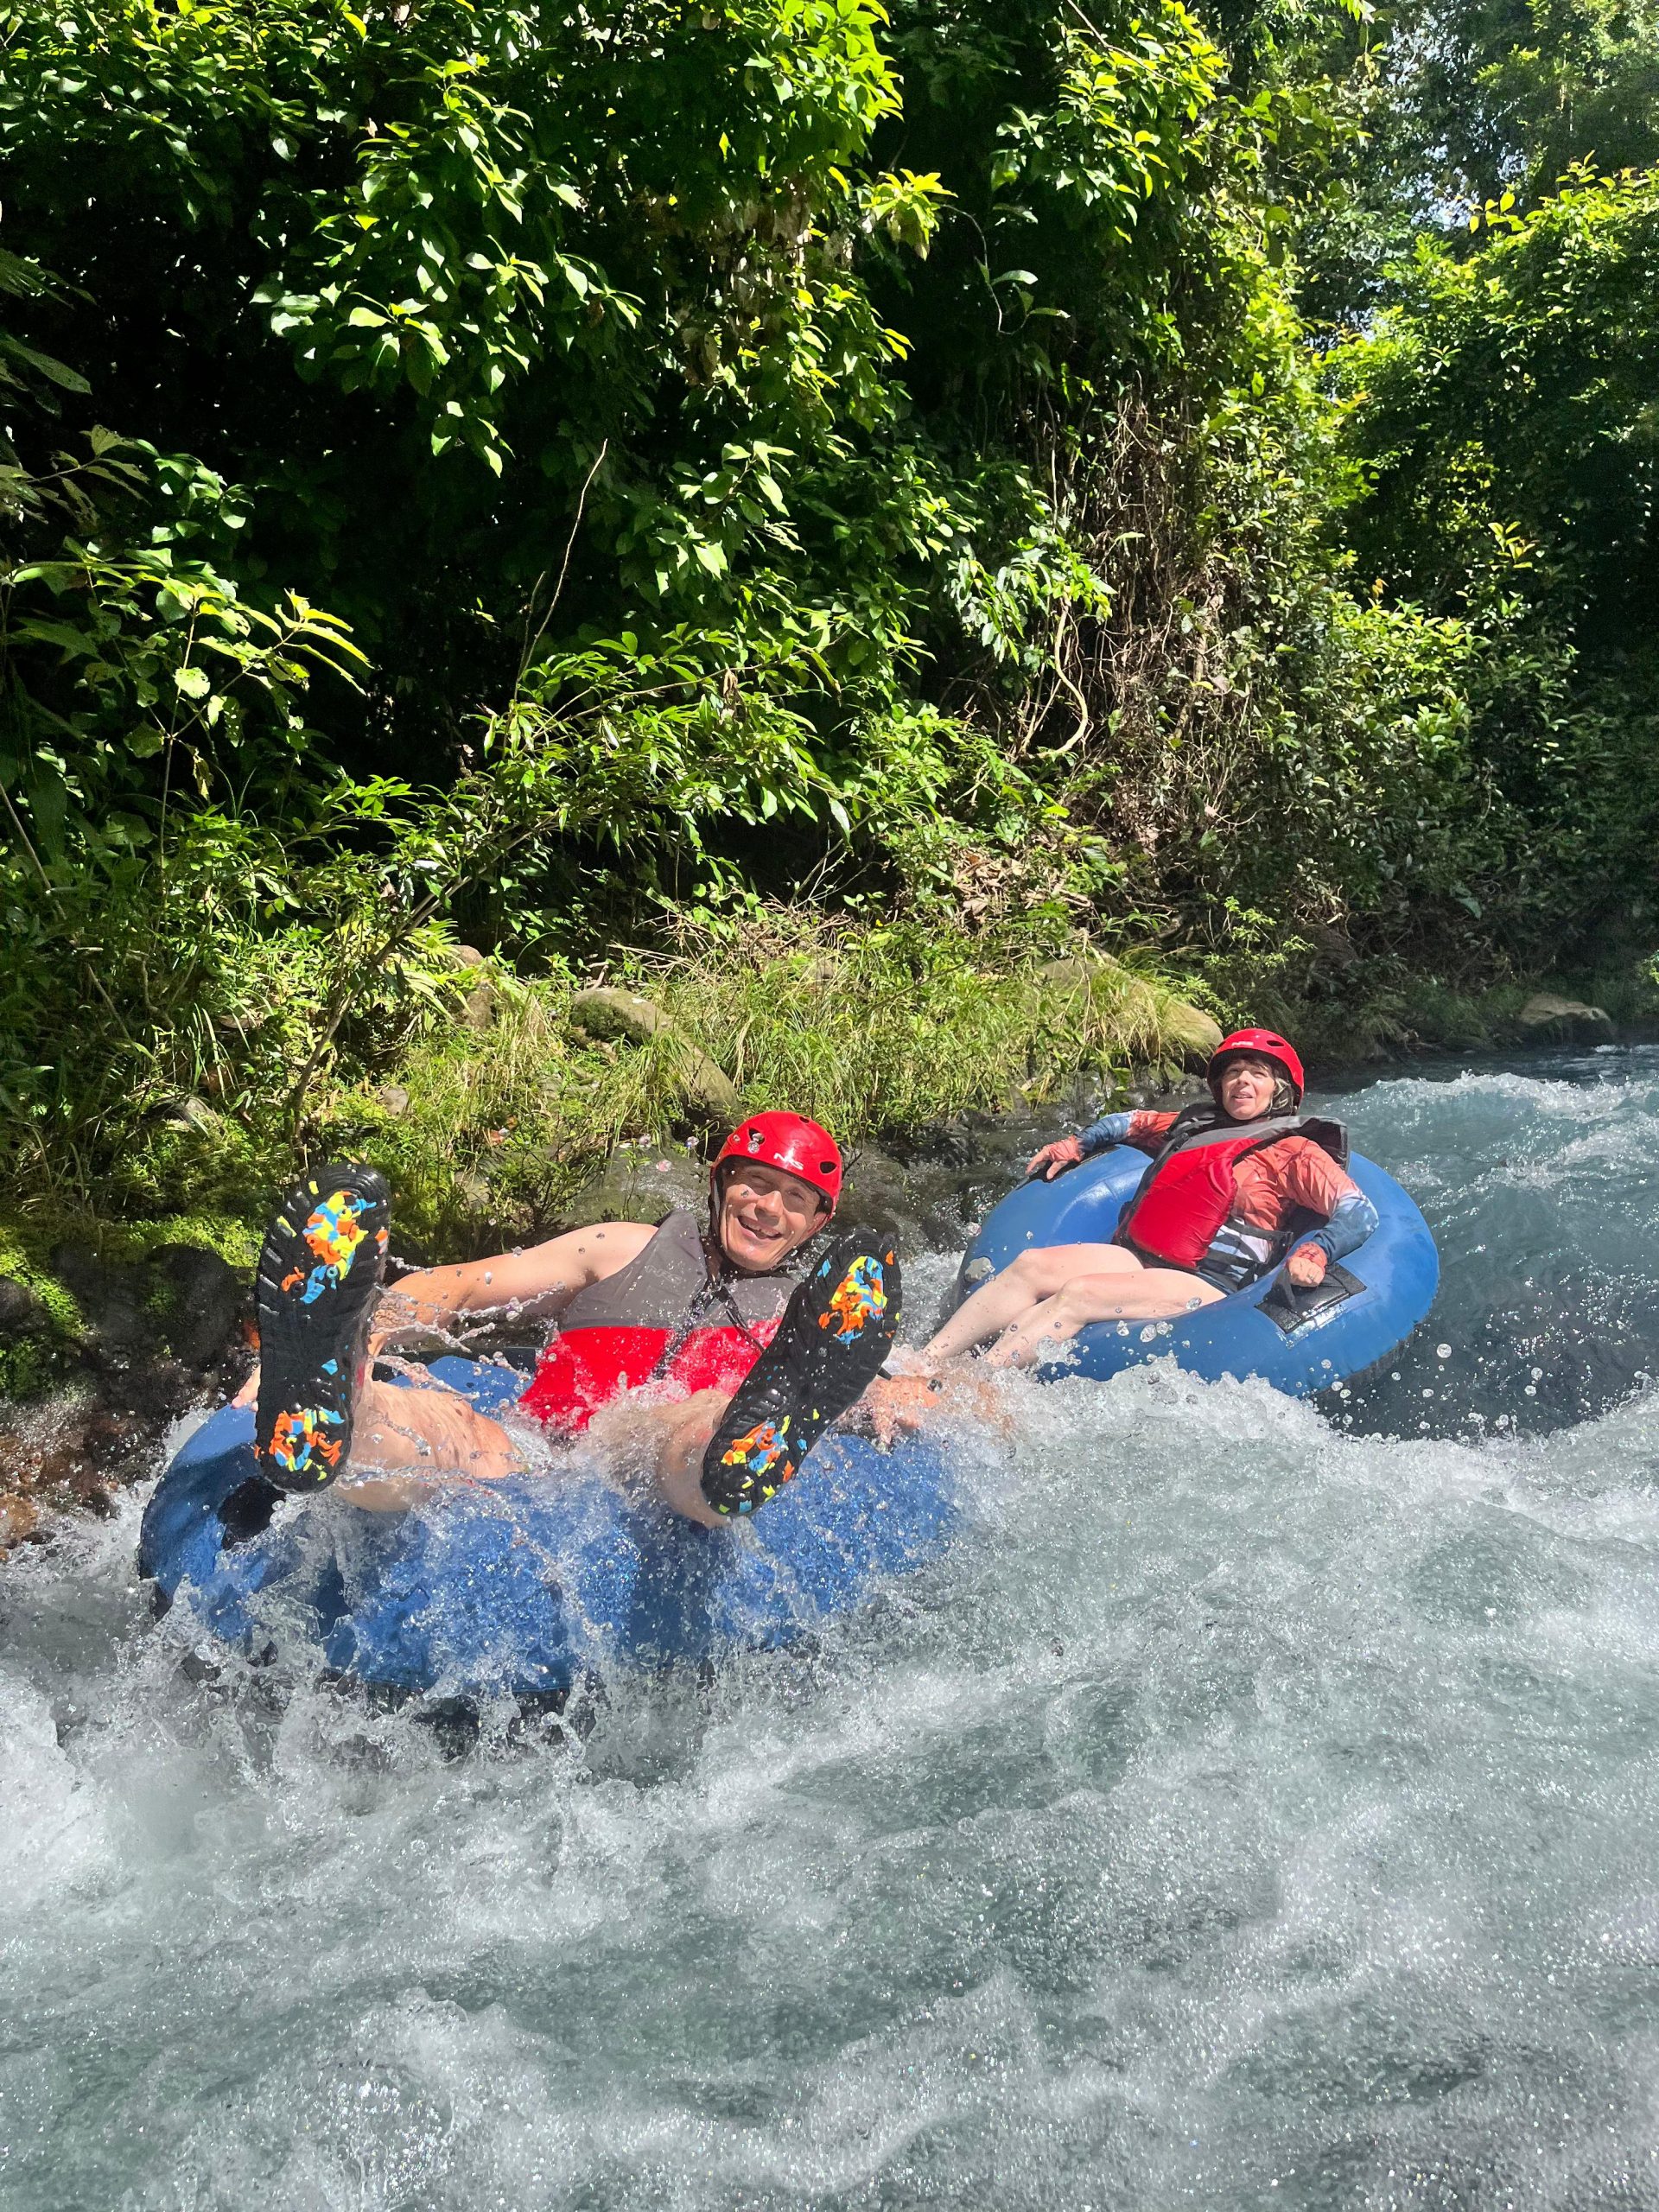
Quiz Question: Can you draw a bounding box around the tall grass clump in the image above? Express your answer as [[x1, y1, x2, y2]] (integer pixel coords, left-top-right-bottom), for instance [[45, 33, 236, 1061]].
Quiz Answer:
[[306, 913, 1217, 1255], [653, 915, 1211, 1129]]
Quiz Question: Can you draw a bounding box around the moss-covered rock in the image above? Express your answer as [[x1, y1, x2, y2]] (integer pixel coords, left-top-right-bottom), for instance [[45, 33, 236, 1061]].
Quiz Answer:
[[570, 987, 742, 1124], [0, 1214, 251, 1411]]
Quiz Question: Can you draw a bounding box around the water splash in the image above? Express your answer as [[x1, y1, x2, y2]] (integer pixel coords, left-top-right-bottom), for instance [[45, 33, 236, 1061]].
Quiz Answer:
[[5, 1051, 1659, 2208], [1331, 1046, 1659, 1439]]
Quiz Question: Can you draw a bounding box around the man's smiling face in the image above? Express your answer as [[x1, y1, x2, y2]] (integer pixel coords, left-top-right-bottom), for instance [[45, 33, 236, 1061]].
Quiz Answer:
[[716, 1159, 829, 1272]]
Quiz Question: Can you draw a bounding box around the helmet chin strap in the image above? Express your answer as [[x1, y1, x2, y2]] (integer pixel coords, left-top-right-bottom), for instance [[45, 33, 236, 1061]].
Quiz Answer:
[[707, 1166, 735, 1276]]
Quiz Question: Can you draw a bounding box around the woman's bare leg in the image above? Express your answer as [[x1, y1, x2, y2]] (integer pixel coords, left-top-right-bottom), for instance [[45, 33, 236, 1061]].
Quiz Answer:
[[987, 1268, 1224, 1368], [924, 1243, 1141, 1363]]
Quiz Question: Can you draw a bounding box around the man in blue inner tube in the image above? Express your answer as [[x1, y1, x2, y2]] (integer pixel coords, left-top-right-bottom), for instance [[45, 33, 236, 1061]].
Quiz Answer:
[[238, 1113, 900, 1529], [912, 1029, 1379, 1370]]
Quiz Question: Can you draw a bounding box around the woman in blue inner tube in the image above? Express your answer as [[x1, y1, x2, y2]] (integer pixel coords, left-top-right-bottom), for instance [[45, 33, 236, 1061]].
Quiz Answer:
[[880, 1030, 1378, 1398]]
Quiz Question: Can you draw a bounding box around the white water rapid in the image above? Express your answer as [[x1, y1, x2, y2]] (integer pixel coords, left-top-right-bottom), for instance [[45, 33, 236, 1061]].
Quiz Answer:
[[5, 1047, 1659, 2210]]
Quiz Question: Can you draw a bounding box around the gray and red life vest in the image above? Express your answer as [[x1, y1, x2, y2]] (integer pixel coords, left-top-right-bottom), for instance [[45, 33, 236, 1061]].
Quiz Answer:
[[516, 1209, 798, 1432], [1114, 1105, 1349, 1292]]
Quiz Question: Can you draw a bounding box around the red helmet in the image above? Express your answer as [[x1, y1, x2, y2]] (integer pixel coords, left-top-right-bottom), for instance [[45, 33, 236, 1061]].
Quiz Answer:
[[1208, 1027, 1305, 1103], [713, 1111, 842, 1212]]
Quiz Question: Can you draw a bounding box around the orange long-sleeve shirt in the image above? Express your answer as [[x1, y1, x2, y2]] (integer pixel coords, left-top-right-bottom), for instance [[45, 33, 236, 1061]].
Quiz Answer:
[[1117, 1109, 1363, 1236]]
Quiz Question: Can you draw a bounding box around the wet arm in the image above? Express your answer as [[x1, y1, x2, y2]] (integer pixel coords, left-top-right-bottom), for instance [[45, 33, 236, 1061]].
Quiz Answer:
[[1077, 1109, 1175, 1156], [234, 1220, 659, 1406], [1282, 1154, 1379, 1266], [1076, 1110, 1134, 1154], [376, 1221, 656, 1339], [1297, 1185, 1379, 1265]]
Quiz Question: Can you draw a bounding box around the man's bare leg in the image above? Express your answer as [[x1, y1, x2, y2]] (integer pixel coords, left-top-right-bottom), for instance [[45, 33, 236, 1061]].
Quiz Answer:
[[985, 1267, 1224, 1368], [334, 1378, 528, 1510], [329, 1380, 730, 1519], [923, 1242, 1142, 1363], [586, 1388, 733, 1529]]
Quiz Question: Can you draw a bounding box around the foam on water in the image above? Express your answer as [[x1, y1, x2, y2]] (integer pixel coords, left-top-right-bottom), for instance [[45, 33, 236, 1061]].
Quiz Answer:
[[6, 1051, 1659, 2209]]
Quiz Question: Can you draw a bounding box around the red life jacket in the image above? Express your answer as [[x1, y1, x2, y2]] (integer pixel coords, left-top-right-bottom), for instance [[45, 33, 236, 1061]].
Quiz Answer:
[[516, 1209, 798, 1433], [1114, 1107, 1349, 1290]]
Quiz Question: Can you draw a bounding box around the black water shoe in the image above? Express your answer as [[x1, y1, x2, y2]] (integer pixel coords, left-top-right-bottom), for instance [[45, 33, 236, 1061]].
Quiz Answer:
[[253, 1163, 390, 1492], [701, 1235, 899, 1516]]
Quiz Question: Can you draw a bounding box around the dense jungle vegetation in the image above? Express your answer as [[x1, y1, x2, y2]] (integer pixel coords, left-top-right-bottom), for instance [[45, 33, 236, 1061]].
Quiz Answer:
[[0, 0, 1656, 1246]]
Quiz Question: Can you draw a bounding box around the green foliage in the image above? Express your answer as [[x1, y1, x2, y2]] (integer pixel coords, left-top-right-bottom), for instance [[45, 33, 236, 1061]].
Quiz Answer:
[[0, 0, 1250, 755], [312, 913, 1211, 1251], [1338, 168, 1659, 642], [1289, 0, 1659, 316], [0, 252, 364, 855], [0, 1227, 83, 1337], [0, 0, 1654, 1233], [1333, 167, 1659, 950], [1389, 0, 1659, 209], [0, 0, 947, 715]]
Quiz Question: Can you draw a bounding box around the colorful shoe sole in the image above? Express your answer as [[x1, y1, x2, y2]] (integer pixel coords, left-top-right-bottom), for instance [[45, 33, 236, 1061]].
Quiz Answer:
[[702, 1236, 899, 1516], [254, 1163, 391, 1494]]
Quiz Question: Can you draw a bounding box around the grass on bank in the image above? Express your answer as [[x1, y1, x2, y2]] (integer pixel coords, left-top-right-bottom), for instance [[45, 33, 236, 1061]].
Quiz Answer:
[[4, 896, 1654, 1306], [300, 923, 1219, 1254], [5, 913, 1217, 1268]]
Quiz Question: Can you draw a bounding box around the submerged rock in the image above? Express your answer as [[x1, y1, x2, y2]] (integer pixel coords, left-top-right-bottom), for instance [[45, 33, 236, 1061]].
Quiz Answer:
[[49, 1242, 154, 1359], [837, 1144, 922, 1242], [839, 1144, 965, 1249], [561, 1143, 708, 1229]]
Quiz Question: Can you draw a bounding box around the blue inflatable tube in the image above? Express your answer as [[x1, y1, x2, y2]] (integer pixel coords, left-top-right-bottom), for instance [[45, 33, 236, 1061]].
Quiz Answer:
[[139, 1357, 962, 1700], [956, 1148, 1438, 1394]]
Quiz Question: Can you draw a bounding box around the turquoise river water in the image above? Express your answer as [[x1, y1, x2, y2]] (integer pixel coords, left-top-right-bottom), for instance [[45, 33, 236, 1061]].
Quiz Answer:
[[4, 1048, 1659, 2209]]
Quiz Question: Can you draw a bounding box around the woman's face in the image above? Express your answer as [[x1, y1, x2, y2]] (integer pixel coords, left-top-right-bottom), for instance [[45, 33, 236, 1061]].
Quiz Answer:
[[1214, 1055, 1281, 1121]]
